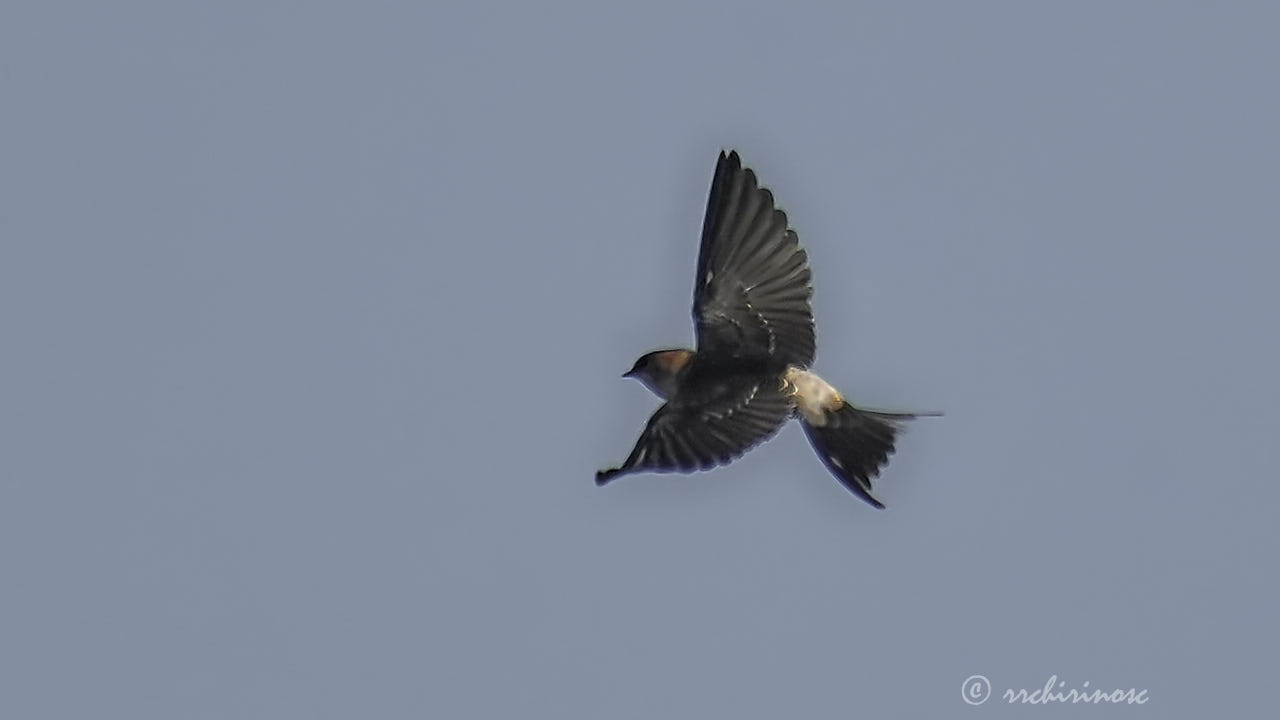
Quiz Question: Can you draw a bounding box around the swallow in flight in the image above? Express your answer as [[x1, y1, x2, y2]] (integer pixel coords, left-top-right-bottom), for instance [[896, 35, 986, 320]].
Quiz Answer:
[[596, 150, 936, 508]]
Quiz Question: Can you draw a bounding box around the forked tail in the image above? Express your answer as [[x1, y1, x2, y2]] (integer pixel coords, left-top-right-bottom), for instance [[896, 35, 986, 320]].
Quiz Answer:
[[800, 404, 938, 509]]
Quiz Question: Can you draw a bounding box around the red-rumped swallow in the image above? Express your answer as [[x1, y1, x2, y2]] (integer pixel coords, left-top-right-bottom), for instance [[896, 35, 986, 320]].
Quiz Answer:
[[597, 150, 937, 508]]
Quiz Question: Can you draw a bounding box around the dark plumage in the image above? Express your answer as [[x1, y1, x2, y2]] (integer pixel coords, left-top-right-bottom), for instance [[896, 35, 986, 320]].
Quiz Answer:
[[597, 150, 936, 507]]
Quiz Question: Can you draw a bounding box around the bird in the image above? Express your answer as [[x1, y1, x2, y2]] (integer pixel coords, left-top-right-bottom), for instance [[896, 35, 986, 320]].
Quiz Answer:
[[595, 149, 937, 508]]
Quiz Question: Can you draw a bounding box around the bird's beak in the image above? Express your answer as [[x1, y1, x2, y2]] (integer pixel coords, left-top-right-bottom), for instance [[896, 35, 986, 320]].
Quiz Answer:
[[622, 369, 636, 378]]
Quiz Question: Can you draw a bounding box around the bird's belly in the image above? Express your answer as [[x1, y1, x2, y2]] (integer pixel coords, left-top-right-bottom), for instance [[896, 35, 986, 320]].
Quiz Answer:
[[784, 367, 844, 426]]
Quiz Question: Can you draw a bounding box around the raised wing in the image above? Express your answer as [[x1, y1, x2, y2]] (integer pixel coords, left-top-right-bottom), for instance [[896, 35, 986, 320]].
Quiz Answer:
[[693, 151, 815, 367], [595, 375, 793, 484]]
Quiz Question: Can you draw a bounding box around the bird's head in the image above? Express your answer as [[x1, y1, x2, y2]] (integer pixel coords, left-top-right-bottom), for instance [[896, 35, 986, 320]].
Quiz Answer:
[[623, 349, 694, 400]]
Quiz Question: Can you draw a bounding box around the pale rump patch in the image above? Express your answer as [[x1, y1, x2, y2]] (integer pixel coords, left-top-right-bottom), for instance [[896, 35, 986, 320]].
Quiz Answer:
[[784, 367, 844, 426]]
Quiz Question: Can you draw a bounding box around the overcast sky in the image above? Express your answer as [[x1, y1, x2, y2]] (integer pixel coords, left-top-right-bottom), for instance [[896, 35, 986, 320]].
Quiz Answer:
[[3, 2, 1278, 718]]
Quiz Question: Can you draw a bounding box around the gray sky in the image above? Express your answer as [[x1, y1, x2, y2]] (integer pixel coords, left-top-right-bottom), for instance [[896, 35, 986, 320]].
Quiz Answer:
[[3, 2, 1278, 717]]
